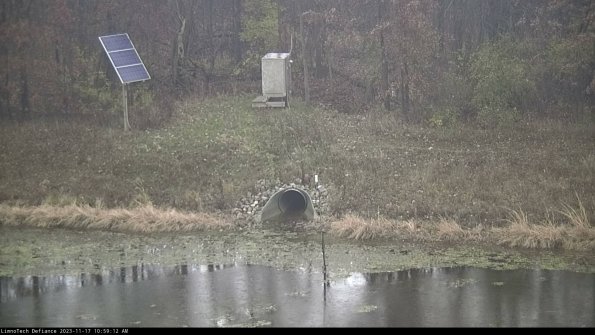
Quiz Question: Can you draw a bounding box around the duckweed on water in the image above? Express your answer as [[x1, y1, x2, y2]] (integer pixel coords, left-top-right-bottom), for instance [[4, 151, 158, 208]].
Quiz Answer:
[[0, 226, 593, 278]]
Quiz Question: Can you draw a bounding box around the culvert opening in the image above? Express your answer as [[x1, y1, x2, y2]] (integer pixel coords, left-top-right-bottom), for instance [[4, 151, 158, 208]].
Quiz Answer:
[[279, 189, 307, 215], [259, 187, 316, 223]]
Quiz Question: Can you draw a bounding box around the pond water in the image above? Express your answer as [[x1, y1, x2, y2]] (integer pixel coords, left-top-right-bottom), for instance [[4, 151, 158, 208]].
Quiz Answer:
[[1, 264, 593, 327]]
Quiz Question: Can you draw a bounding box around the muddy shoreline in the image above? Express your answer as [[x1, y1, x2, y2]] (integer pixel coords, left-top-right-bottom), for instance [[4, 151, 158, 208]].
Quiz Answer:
[[1, 225, 593, 278]]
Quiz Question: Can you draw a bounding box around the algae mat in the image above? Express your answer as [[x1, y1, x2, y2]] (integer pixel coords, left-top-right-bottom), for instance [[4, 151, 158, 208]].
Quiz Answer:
[[1, 226, 593, 277]]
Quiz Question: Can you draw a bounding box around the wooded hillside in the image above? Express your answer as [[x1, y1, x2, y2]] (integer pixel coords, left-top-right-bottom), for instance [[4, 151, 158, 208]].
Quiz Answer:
[[1, 0, 593, 126]]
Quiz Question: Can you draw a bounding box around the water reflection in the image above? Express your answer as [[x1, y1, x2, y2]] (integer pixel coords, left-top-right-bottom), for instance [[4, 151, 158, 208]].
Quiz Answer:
[[1, 265, 593, 327], [0, 264, 232, 303]]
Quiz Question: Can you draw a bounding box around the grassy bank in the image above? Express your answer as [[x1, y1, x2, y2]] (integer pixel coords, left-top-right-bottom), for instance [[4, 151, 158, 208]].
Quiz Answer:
[[0, 203, 230, 233], [0, 95, 593, 248], [330, 207, 595, 251], [0, 200, 593, 251]]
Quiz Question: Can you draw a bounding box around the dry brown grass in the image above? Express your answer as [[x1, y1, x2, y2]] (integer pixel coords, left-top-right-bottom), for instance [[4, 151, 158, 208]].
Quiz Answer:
[[559, 195, 590, 229], [559, 197, 595, 250], [0, 203, 231, 233], [330, 209, 594, 251], [395, 219, 421, 234], [435, 217, 484, 242], [492, 206, 595, 251], [493, 209, 565, 249], [330, 214, 395, 240], [435, 217, 467, 241], [563, 228, 595, 251]]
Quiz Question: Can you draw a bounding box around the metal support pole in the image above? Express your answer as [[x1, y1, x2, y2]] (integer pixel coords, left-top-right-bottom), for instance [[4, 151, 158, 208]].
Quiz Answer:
[[122, 84, 130, 131], [322, 232, 327, 285]]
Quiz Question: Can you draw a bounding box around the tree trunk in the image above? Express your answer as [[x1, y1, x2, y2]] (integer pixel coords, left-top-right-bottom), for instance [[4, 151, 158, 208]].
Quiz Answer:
[[20, 68, 30, 119], [206, 0, 214, 95], [437, 0, 447, 67], [300, 12, 310, 104], [400, 61, 410, 117], [314, 20, 325, 78], [171, 0, 188, 87], [2, 73, 9, 119], [232, 0, 242, 63], [277, 0, 283, 50], [378, 0, 390, 111], [327, 42, 333, 82]]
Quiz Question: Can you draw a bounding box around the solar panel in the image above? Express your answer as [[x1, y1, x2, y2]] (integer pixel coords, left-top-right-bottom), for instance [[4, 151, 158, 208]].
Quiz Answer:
[[100, 34, 133, 52], [118, 64, 151, 83], [109, 50, 141, 67], [99, 33, 150, 84]]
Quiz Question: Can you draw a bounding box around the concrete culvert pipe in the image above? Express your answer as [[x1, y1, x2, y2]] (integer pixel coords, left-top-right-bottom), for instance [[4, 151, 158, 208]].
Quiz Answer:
[[258, 188, 316, 223]]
